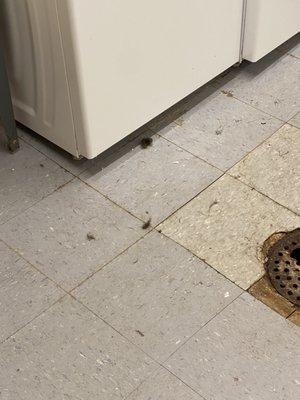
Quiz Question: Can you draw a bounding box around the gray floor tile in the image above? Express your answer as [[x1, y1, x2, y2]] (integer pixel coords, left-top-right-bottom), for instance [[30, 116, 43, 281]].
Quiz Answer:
[[0, 241, 63, 342], [18, 129, 92, 176], [229, 124, 300, 214], [289, 112, 300, 128], [165, 293, 300, 400], [159, 91, 282, 170], [127, 367, 202, 400], [81, 136, 221, 225], [0, 179, 143, 291], [159, 175, 300, 289], [220, 54, 300, 121], [73, 231, 241, 362], [0, 134, 72, 224], [0, 296, 156, 400]]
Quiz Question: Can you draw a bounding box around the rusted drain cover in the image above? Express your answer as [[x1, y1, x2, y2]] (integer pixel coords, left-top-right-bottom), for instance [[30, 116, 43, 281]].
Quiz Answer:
[[265, 229, 300, 306]]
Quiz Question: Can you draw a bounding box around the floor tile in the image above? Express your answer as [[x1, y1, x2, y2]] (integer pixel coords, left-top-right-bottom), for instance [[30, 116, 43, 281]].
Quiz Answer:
[[220, 53, 300, 121], [81, 135, 221, 225], [73, 231, 241, 362], [248, 275, 295, 318], [0, 179, 143, 291], [127, 367, 201, 400], [0, 296, 156, 400], [165, 293, 300, 400], [288, 310, 300, 327], [229, 124, 300, 214], [159, 91, 282, 170], [0, 241, 63, 342], [159, 175, 300, 289], [0, 133, 72, 224], [18, 129, 92, 176], [289, 112, 300, 128]]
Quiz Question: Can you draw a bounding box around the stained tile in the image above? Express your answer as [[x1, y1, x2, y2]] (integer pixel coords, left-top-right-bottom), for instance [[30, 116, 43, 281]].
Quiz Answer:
[[127, 367, 201, 400], [248, 275, 295, 318], [0, 134, 72, 224], [165, 293, 300, 400], [159, 91, 282, 170], [288, 310, 300, 327], [81, 135, 221, 225], [0, 241, 63, 342], [0, 296, 156, 400], [229, 124, 300, 214], [159, 175, 300, 289], [73, 231, 241, 361], [0, 179, 143, 291], [219, 53, 300, 121]]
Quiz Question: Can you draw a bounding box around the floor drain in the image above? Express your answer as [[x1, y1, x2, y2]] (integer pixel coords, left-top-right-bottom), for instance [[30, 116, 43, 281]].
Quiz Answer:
[[265, 229, 300, 306]]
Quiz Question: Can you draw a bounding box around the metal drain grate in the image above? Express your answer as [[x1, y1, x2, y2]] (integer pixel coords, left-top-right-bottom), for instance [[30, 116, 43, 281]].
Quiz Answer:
[[265, 229, 300, 306]]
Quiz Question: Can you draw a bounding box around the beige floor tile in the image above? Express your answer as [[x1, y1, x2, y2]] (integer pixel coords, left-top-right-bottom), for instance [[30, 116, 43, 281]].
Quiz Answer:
[[289, 111, 300, 128], [229, 124, 300, 214], [159, 175, 300, 289]]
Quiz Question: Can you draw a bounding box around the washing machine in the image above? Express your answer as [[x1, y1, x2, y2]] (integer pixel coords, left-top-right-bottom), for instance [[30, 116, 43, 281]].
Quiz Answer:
[[1, 1, 299, 158], [0, 0, 244, 158]]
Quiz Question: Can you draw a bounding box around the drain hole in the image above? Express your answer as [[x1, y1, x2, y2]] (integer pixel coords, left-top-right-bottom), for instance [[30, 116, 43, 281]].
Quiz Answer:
[[291, 248, 300, 262], [264, 229, 300, 306]]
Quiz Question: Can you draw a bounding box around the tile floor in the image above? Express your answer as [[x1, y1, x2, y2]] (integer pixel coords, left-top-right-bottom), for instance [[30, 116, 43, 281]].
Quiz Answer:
[[0, 38, 299, 399]]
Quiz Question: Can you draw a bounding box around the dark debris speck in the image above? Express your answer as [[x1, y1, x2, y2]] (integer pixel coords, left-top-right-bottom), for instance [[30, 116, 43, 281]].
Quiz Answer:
[[141, 137, 153, 149]]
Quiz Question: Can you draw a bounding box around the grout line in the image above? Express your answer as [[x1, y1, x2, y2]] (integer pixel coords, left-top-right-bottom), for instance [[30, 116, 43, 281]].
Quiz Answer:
[[0, 238, 68, 294], [161, 292, 243, 364], [286, 309, 299, 320], [71, 292, 235, 400], [156, 133, 225, 173], [0, 175, 76, 227], [77, 176, 148, 223], [68, 228, 154, 293], [19, 136, 78, 177], [153, 229, 247, 291], [0, 294, 68, 345], [227, 173, 300, 217]]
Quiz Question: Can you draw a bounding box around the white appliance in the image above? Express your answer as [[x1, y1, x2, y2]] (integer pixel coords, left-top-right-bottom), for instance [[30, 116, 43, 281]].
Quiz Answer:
[[243, 0, 300, 62], [0, 1, 299, 159]]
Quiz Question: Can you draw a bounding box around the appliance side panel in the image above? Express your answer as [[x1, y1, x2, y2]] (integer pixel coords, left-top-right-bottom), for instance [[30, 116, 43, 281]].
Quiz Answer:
[[243, 0, 300, 62], [67, 0, 243, 159], [55, 0, 88, 157], [0, 0, 78, 155]]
